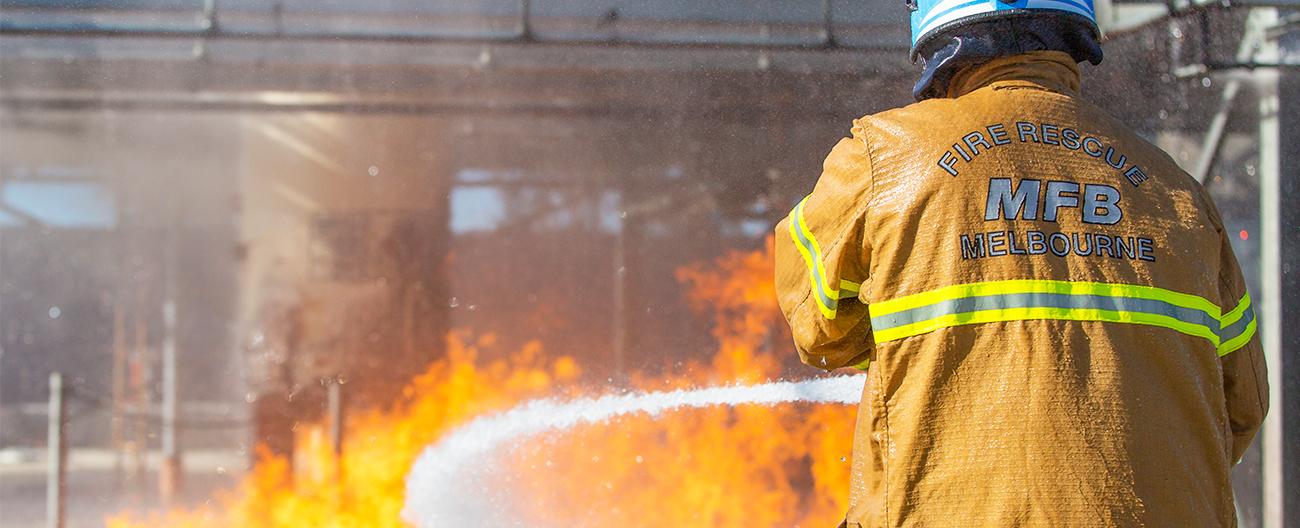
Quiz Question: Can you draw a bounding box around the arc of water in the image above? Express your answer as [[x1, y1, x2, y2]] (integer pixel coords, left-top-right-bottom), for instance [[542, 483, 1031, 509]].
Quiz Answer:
[[402, 375, 865, 527]]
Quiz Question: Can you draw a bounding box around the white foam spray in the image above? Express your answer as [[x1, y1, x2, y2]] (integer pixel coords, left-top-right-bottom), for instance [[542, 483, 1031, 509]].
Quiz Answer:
[[402, 375, 865, 527]]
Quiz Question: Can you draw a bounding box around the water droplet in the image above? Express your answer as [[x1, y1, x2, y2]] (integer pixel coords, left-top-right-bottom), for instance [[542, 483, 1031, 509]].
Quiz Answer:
[[449, 297, 460, 308], [245, 392, 256, 403], [48, 306, 61, 319], [1201, 77, 1212, 88], [635, 455, 643, 464], [367, 165, 380, 177]]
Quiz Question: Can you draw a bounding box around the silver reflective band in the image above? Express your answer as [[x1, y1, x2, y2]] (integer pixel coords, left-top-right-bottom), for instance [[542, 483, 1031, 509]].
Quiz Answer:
[[870, 292, 1221, 335]]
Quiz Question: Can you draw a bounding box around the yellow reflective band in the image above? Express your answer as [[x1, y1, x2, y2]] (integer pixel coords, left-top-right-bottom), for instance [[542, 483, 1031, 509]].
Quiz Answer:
[[1221, 292, 1252, 328], [1217, 292, 1256, 356], [852, 357, 871, 371], [869, 280, 1226, 350], [788, 200, 837, 318], [872, 306, 1222, 345], [1219, 318, 1257, 357], [870, 280, 1221, 320], [793, 198, 839, 302], [788, 196, 862, 319], [840, 279, 862, 299]]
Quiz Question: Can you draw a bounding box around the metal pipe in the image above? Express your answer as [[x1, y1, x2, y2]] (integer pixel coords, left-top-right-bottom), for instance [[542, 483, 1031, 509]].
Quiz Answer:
[[1200, 61, 1300, 71], [1102, 2, 1217, 41], [612, 212, 627, 380], [0, 21, 904, 52], [0, 348, 5, 451], [201, 0, 218, 32], [46, 372, 66, 528], [159, 212, 181, 505], [327, 378, 344, 465], [1254, 8, 1284, 527], [821, 0, 836, 47], [0, 91, 859, 121], [1, 0, 201, 12], [517, 0, 532, 40]]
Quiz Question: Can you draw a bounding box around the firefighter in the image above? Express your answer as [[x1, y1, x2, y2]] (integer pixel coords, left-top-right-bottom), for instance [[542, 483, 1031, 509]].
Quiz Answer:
[[774, 0, 1268, 526]]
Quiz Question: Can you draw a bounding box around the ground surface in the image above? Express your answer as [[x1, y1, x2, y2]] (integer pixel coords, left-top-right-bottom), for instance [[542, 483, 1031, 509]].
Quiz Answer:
[[0, 449, 244, 528]]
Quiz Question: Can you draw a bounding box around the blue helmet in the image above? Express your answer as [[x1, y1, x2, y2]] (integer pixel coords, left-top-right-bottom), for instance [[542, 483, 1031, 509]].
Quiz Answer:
[[909, 0, 1099, 60]]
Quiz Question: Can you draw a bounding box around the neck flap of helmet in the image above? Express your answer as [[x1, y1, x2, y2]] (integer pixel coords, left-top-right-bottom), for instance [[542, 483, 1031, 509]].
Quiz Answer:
[[912, 14, 1103, 102]]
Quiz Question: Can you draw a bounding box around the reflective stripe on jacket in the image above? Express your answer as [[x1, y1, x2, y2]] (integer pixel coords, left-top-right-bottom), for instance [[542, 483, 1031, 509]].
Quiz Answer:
[[774, 51, 1268, 527]]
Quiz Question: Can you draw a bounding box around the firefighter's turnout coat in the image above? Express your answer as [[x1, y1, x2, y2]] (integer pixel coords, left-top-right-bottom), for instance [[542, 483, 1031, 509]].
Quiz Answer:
[[775, 51, 1268, 527]]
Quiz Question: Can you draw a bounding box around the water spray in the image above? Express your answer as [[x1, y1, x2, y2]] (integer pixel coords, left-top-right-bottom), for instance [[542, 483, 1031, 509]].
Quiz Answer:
[[402, 375, 865, 527]]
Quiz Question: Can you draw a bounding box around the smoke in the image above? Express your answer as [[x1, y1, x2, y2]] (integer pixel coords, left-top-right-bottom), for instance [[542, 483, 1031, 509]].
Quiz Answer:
[[402, 375, 865, 526]]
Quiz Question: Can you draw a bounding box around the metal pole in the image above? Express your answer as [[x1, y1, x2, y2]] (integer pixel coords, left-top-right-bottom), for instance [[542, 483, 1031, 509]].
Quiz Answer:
[[612, 211, 627, 380], [111, 291, 126, 487], [821, 0, 835, 46], [327, 378, 344, 466], [517, 0, 532, 40], [159, 219, 181, 504], [46, 372, 66, 528], [1254, 8, 1284, 528], [0, 221, 6, 450], [0, 347, 5, 451], [327, 377, 346, 505]]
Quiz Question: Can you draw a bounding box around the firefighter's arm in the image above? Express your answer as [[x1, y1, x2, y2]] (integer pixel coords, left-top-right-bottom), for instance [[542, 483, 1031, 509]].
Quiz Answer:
[[1213, 215, 1269, 464], [774, 122, 874, 371]]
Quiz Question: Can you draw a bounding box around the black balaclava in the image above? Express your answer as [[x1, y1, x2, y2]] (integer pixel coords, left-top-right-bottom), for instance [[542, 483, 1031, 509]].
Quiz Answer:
[[912, 14, 1103, 102]]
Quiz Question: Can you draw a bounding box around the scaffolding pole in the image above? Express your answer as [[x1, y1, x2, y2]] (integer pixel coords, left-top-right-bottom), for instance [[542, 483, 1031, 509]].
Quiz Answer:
[[46, 372, 66, 528], [159, 217, 182, 504], [328, 378, 345, 469], [1254, 7, 1285, 528]]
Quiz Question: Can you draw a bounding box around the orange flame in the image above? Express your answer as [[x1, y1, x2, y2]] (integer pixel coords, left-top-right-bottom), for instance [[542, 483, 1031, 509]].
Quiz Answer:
[[108, 239, 856, 527]]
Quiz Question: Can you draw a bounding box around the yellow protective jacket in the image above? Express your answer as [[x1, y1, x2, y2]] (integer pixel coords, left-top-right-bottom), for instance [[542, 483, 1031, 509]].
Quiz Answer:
[[775, 51, 1268, 527]]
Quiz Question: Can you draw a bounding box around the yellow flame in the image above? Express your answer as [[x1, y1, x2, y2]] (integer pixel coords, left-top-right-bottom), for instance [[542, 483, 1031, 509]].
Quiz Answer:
[[108, 239, 855, 527]]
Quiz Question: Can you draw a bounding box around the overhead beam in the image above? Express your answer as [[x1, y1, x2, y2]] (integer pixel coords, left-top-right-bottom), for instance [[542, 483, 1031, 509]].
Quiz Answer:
[[0, 20, 906, 52]]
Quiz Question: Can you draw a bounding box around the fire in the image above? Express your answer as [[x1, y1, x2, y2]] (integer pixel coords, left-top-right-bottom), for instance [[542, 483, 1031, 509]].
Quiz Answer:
[[108, 239, 857, 527]]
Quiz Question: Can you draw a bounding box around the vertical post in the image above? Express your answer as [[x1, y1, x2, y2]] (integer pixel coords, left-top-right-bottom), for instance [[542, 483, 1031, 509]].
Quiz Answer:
[[1269, 17, 1300, 528], [517, 0, 532, 40], [46, 372, 66, 528], [0, 347, 5, 451], [201, 0, 217, 30], [821, 0, 835, 46], [159, 219, 181, 504], [1254, 8, 1285, 528], [612, 211, 627, 380], [111, 297, 126, 486], [0, 222, 6, 450], [129, 288, 148, 485], [327, 378, 344, 469]]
